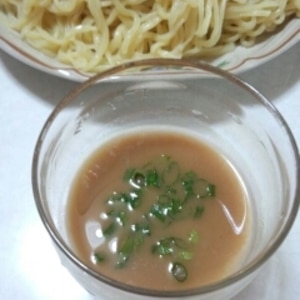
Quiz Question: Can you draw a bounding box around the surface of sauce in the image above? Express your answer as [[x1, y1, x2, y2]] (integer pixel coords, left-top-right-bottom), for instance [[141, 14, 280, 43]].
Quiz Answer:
[[66, 131, 250, 290]]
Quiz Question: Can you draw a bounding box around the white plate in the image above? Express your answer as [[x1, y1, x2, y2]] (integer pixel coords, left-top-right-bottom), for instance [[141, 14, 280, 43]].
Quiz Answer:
[[0, 18, 299, 82]]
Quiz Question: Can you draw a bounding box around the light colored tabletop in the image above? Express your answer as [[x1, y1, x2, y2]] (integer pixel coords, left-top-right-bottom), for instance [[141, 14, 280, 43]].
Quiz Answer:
[[0, 43, 299, 300]]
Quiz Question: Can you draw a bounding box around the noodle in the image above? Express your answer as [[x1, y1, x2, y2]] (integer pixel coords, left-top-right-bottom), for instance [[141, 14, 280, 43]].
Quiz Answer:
[[0, 0, 299, 73]]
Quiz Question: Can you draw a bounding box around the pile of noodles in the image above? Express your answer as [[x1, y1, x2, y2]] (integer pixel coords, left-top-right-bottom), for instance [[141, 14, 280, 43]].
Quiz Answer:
[[0, 0, 299, 73]]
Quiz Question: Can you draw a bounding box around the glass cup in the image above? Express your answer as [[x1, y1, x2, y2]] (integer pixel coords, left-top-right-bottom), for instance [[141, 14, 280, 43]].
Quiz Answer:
[[32, 59, 300, 300]]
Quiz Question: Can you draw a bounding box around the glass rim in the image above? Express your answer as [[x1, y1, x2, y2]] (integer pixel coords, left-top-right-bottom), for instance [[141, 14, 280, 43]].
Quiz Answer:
[[32, 58, 300, 297]]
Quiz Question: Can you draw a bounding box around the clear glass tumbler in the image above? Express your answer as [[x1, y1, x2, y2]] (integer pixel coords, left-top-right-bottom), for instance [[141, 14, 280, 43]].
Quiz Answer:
[[32, 59, 300, 300]]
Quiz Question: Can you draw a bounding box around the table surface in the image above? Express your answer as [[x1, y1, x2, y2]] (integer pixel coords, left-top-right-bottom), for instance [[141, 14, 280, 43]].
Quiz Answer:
[[0, 43, 299, 300]]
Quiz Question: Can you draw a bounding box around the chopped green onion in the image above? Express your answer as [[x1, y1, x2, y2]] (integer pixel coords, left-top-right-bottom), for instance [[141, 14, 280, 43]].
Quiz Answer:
[[181, 171, 198, 198], [92, 252, 106, 264], [151, 237, 188, 257], [194, 205, 205, 218], [150, 196, 183, 223], [195, 179, 216, 199], [152, 238, 175, 256], [206, 183, 216, 197], [127, 170, 146, 189], [116, 235, 135, 268], [107, 209, 128, 226], [188, 230, 199, 245], [103, 222, 116, 237], [116, 232, 145, 268], [108, 190, 142, 210], [131, 222, 151, 236], [128, 190, 142, 209], [116, 211, 127, 226], [170, 262, 188, 282], [99, 155, 216, 283], [146, 168, 160, 187], [149, 203, 167, 222], [132, 172, 146, 188], [179, 250, 193, 260]]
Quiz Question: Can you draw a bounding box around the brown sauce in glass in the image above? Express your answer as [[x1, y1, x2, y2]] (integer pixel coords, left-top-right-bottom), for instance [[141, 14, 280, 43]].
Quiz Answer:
[[66, 130, 250, 290]]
